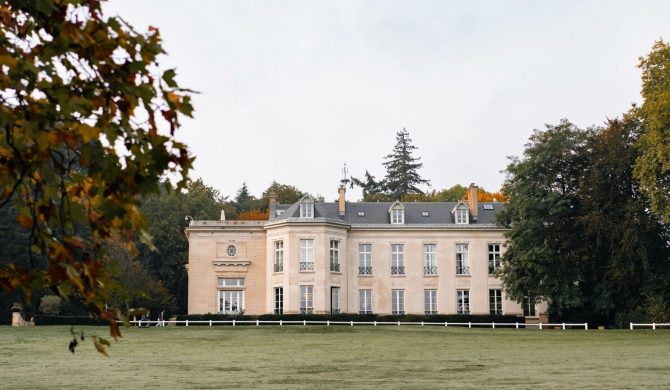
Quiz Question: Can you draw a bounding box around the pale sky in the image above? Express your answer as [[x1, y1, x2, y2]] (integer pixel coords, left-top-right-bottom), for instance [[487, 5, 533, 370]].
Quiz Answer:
[[104, 1, 670, 201]]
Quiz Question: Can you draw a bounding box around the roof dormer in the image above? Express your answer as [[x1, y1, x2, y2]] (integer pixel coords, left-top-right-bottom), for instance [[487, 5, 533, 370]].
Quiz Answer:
[[298, 194, 315, 218], [452, 201, 469, 225], [389, 201, 404, 225]]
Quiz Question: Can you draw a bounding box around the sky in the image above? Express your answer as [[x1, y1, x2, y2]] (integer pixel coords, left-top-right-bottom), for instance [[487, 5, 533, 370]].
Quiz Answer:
[[104, 0, 670, 201]]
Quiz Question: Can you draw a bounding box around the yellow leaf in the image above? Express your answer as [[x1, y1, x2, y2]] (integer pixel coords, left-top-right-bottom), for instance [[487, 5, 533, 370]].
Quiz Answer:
[[91, 336, 109, 357]]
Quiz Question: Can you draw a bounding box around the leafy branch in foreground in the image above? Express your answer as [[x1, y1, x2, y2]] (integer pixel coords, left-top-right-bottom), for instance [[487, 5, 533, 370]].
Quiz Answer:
[[0, 0, 194, 349]]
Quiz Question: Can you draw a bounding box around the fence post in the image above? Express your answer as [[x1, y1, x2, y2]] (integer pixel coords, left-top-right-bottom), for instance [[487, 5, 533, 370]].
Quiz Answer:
[[585, 322, 588, 330], [233, 319, 236, 327], [445, 322, 448, 327], [256, 319, 259, 326], [492, 322, 495, 329], [209, 320, 212, 327], [374, 321, 377, 326], [303, 319, 306, 326], [515, 322, 519, 329], [397, 321, 400, 326], [468, 322, 471, 329], [539, 323, 543, 330], [421, 321, 424, 326], [653, 323, 656, 330], [630, 322, 633, 330], [350, 321, 354, 327], [186, 320, 189, 327], [280, 319, 283, 326], [562, 323, 565, 330], [327, 320, 330, 326]]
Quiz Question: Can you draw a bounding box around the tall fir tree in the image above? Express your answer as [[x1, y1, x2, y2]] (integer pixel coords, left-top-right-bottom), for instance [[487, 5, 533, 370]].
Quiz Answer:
[[382, 128, 430, 199]]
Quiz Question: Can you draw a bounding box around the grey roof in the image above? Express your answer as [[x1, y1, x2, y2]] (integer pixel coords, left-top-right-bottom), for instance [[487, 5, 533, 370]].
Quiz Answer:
[[269, 200, 505, 226]]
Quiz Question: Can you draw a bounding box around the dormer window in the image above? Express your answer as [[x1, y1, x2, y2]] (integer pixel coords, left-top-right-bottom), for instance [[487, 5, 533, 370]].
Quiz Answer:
[[389, 201, 404, 224], [298, 195, 314, 218], [455, 204, 469, 224]]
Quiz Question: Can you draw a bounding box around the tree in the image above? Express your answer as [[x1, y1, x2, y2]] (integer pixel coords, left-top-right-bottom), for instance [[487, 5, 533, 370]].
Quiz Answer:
[[497, 120, 591, 316], [382, 128, 430, 199], [234, 182, 256, 213], [634, 40, 670, 223], [349, 170, 387, 201], [261, 181, 304, 204], [0, 1, 193, 341]]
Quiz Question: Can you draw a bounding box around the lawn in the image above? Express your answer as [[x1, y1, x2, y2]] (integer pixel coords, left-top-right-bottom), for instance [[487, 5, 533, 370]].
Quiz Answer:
[[0, 325, 668, 389]]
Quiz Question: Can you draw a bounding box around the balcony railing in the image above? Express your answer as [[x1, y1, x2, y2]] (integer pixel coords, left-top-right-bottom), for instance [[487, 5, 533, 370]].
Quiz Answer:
[[274, 263, 283, 272], [456, 265, 470, 275], [331, 309, 340, 314], [425, 310, 438, 315], [457, 308, 470, 315], [330, 263, 340, 272], [299, 262, 314, 271], [391, 265, 405, 275], [358, 266, 372, 275], [489, 262, 500, 275], [359, 310, 372, 315], [392, 310, 405, 315], [300, 308, 314, 314], [424, 265, 438, 275]]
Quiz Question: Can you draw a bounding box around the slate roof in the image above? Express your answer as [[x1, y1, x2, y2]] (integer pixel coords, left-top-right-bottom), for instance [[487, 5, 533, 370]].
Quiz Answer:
[[269, 201, 505, 226]]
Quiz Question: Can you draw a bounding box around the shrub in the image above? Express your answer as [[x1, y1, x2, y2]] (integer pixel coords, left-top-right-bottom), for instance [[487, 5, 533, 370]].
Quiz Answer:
[[38, 295, 62, 315]]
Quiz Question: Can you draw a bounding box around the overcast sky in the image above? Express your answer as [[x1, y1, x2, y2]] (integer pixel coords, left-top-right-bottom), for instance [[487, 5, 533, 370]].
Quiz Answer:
[[105, 1, 670, 201]]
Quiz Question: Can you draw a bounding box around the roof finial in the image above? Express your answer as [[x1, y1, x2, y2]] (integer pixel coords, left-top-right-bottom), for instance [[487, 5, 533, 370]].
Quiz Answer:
[[340, 163, 349, 185]]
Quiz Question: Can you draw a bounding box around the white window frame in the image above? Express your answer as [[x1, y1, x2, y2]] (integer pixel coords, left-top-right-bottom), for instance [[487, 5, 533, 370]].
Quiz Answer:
[[331, 287, 340, 314], [424, 289, 437, 314], [359, 289, 372, 314], [358, 243, 372, 275], [218, 290, 244, 314], [456, 243, 469, 275], [274, 240, 283, 273], [391, 244, 405, 275], [299, 239, 314, 271], [489, 289, 503, 315], [423, 244, 437, 275], [391, 208, 404, 224], [457, 289, 470, 314], [218, 278, 245, 287], [392, 289, 405, 315], [300, 285, 313, 314], [488, 243, 501, 274], [274, 287, 283, 314], [329, 240, 340, 272], [455, 205, 469, 224], [299, 202, 314, 218]]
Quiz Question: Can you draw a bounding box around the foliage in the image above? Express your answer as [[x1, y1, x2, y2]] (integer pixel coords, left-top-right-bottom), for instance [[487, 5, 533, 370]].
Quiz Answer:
[[0, 0, 193, 340], [634, 39, 670, 223], [233, 182, 255, 213], [499, 118, 670, 323], [382, 128, 430, 199], [38, 295, 62, 315], [349, 170, 387, 201], [237, 209, 269, 220], [261, 181, 304, 204]]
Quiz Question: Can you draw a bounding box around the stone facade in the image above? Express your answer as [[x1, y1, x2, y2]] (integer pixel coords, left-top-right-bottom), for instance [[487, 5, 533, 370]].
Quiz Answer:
[[186, 184, 547, 318]]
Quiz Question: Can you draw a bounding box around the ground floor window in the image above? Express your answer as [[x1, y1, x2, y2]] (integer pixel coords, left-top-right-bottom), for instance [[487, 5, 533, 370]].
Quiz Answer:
[[359, 289, 372, 314], [392, 289, 405, 315], [218, 290, 243, 314], [457, 289, 469, 314], [424, 289, 437, 314], [523, 298, 537, 317], [274, 287, 283, 314], [300, 285, 313, 314], [489, 289, 502, 315], [331, 287, 340, 314]]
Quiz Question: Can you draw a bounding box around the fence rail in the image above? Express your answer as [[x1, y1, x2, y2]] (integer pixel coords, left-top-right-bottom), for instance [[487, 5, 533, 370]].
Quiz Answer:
[[629, 322, 670, 330], [127, 319, 589, 330]]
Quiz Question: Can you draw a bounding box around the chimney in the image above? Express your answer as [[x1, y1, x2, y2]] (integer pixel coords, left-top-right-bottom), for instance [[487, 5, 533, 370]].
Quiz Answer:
[[268, 191, 278, 207], [338, 184, 346, 216], [467, 183, 478, 220]]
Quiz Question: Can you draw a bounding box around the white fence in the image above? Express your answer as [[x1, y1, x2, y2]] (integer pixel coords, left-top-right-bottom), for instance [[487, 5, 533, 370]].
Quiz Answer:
[[129, 319, 589, 330], [629, 322, 670, 330]]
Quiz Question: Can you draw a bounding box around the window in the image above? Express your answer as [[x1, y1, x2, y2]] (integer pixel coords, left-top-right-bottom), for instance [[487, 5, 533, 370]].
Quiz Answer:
[[218, 290, 243, 314], [424, 289, 437, 314], [358, 244, 372, 275], [483, 204, 494, 210], [391, 208, 404, 224], [330, 240, 340, 272], [456, 244, 469, 275], [218, 278, 244, 287], [359, 289, 372, 314], [391, 244, 405, 275], [331, 287, 340, 314], [300, 285, 313, 314], [523, 298, 537, 317], [357, 211, 365, 217], [274, 240, 283, 272], [299, 200, 314, 218], [421, 211, 430, 217], [457, 289, 470, 314], [274, 287, 283, 314], [490, 289, 503, 315], [226, 245, 237, 257], [276, 209, 285, 216], [299, 239, 314, 271], [488, 243, 501, 274], [392, 289, 405, 315], [455, 204, 468, 224], [424, 244, 437, 275]]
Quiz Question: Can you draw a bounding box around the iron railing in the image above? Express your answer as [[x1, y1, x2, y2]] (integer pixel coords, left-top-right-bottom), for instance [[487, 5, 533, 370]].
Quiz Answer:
[[391, 265, 405, 275], [299, 262, 314, 271]]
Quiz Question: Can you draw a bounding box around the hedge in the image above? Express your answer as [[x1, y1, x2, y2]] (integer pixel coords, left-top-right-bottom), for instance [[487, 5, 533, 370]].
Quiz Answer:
[[33, 315, 108, 326], [174, 313, 523, 325]]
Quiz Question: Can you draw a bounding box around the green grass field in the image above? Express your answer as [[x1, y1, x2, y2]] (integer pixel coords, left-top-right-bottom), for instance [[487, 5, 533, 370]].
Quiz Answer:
[[0, 325, 668, 389]]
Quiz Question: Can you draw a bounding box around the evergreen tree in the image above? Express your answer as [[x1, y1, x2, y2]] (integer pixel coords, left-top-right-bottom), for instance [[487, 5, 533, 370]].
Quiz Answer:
[[382, 128, 430, 199], [234, 182, 256, 213], [349, 170, 388, 201]]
